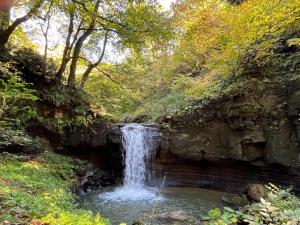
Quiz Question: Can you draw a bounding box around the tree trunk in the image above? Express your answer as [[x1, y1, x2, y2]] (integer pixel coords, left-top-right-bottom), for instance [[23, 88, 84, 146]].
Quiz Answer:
[[56, 12, 75, 81], [67, 0, 101, 87], [67, 30, 91, 86], [0, 0, 43, 48], [0, 15, 28, 47], [81, 32, 109, 87], [0, 7, 11, 33]]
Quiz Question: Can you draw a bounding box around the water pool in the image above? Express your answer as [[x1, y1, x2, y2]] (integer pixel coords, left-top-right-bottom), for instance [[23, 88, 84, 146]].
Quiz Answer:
[[80, 186, 225, 225]]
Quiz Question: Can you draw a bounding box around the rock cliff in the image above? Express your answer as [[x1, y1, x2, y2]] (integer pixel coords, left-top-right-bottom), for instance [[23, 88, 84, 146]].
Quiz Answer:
[[160, 39, 300, 170], [160, 78, 300, 169], [153, 39, 300, 192]]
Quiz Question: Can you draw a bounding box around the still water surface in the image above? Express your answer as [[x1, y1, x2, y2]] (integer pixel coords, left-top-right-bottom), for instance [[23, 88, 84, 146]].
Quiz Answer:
[[80, 186, 225, 225]]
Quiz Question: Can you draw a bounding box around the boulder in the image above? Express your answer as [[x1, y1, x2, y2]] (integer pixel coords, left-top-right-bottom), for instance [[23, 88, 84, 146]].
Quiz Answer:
[[245, 184, 267, 202], [154, 211, 202, 225], [222, 193, 248, 207], [75, 163, 115, 193]]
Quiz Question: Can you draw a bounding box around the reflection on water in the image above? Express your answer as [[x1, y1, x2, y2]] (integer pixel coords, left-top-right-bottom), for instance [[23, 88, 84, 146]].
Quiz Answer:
[[80, 186, 225, 225]]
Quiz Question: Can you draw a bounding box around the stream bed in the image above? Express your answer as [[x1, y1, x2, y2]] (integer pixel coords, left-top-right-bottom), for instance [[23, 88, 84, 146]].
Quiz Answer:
[[79, 186, 225, 225]]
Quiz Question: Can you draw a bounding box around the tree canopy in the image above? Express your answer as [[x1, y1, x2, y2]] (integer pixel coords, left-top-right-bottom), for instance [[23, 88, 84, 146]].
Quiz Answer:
[[1, 0, 300, 121], [1, 0, 172, 87]]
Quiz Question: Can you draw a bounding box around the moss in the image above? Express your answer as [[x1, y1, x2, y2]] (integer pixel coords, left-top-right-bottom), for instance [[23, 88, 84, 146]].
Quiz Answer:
[[0, 151, 108, 225]]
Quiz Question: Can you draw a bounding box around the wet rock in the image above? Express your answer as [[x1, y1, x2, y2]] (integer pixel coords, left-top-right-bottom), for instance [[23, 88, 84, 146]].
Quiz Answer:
[[245, 184, 267, 202], [81, 170, 114, 191], [155, 210, 202, 225], [75, 163, 115, 193], [222, 193, 248, 207], [108, 124, 124, 144]]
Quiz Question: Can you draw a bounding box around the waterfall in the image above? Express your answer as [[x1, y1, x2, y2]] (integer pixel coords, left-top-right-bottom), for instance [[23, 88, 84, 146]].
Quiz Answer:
[[101, 123, 161, 201], [122, 124, 155, 188]]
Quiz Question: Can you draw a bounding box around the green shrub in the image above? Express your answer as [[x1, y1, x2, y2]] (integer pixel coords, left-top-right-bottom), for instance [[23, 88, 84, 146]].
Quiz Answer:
[[132, 91, 192, 121], [42, 212, 107, 225], [0, 73, 38, 126], [40, 84, 90, 113], [11, 48, 57, 85], [0, 126, 41, 152], [204, 184, 300, 225]]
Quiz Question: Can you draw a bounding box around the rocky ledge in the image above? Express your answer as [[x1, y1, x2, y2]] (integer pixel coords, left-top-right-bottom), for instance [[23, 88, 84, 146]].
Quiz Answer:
[[153, 44, 300, 192]]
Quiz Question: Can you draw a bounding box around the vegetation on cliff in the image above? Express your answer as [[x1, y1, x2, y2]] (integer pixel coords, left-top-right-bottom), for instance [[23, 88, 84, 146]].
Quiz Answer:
[[109, 0, 300, 121], [1, 0, 300, 121], [0, 0, 300, 224], [87, 0, 298, 121]]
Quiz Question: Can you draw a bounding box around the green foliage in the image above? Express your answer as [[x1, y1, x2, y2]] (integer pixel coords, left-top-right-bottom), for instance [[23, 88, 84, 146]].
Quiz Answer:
[[42, 212, 107, 225], [175, 0, 300, 76], [84, 66, 137, 120], [37, 115, 94, 135], [117, 2, 173, 50], [9, 27, 38, 50], [205, 208, 239, 225], [0, 72, 38, 126], [204, 184, 300, 225], [242, 184, 300, 225], [11, 48, 57, 84], [2, 46, 91, 120], [84, 0, 300, 121], [0, 126, 37, 149], [0, 151, 108, 225], [4, 0, 300, 123], [40, 83, 90, 113], [132, 91, 192, 121]]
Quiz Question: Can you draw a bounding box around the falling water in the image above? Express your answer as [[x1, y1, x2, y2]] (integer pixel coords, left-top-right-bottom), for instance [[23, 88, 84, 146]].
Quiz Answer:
[[122, 124, 155, 188], [101, 123, 160, 201]]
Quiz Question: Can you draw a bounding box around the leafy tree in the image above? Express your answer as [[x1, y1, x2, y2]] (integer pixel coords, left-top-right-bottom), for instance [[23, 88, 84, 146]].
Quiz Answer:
[[85, 0, 300, 120], [49, 0, 173, 87], [0, 0, 45, 48]]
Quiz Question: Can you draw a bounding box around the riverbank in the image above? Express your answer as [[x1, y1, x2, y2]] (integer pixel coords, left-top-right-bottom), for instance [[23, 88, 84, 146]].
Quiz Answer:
[[1, 150, 299, 225], [0, 151, 108, 225]]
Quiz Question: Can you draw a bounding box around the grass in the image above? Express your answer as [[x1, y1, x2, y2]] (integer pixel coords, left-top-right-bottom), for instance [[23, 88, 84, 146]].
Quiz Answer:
[[0, 151, 108, 225]]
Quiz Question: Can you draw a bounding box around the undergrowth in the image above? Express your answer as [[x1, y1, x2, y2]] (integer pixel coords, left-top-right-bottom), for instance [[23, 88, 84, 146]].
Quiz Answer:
[[204, 184, 300, 225], [0, 151, 108, 225]]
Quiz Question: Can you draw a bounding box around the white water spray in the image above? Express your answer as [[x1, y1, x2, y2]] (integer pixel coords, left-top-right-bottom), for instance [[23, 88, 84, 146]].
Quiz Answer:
[[101, 124, 161, 201], [122, 124, 154, 188]]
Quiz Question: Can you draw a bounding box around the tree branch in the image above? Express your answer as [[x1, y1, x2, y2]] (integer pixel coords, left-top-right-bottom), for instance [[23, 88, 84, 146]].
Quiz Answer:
[[0, 0, 44, 48], [81, 31, 109, 87], [67, 0, 101, 86]]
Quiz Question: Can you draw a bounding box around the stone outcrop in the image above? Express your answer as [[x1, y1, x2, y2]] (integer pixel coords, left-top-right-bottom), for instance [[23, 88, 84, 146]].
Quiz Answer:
[[74, 162, 117, 194], [151, 41, 300, 192], [108, 42, 300, 192], [62, 119, 108, 150], [160, 78, 300, 169]]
